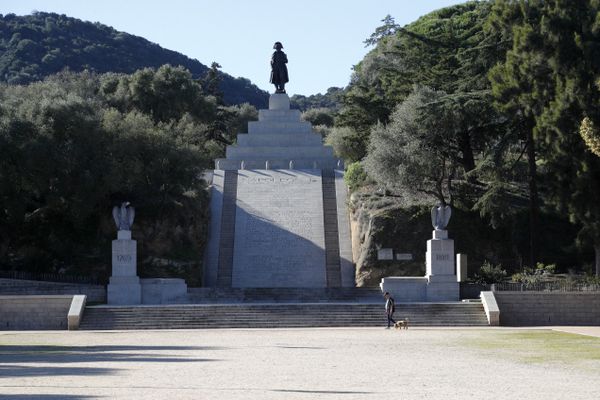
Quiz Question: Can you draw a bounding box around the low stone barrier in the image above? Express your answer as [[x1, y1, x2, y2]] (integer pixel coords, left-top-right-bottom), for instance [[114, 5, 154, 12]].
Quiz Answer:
[[494, 292, 600, 326], [480, 291, 499, 326], [0, 295, 75, 330], [0, 278, 105, 303], [67, 295, 87, 330]]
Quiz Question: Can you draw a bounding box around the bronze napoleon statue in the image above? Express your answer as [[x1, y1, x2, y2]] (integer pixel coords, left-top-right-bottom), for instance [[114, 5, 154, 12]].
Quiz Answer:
[[270, 41, 288, 93]]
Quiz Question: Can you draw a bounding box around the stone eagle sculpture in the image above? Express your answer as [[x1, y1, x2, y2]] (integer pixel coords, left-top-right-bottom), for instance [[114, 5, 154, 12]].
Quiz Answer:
[[431, 204, 451, 230], [112, 202, 135, 231]]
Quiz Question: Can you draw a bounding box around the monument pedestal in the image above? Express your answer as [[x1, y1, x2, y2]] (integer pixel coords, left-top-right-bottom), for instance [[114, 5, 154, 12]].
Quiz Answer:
[[425, 229, 459, 301], [107, 230, 141, 305], [380, 229, 459, 302], [204, 93, 354, 289]]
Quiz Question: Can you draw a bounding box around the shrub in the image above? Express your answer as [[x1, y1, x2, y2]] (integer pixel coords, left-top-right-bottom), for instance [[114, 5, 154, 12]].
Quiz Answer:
[[344, 162, 367, 191], [511, 262, 556, 284], [474, 261, 507, 284]]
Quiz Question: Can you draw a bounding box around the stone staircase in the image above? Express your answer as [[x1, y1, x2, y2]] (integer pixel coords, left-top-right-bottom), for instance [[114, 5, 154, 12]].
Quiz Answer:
[[79, 302, 489, 330], [182, 287, 384, 303]]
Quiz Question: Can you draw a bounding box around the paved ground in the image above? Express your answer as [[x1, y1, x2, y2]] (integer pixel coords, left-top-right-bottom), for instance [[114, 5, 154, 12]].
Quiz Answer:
[[0, 327, 599, 399]]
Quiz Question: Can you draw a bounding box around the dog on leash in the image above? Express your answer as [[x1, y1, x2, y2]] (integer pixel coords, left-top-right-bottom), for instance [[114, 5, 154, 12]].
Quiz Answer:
[[394, 318, 409, 330]]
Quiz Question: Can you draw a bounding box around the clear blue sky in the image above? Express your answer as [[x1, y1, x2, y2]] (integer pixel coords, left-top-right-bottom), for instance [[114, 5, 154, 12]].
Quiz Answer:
[[2, 0, 462, 96]]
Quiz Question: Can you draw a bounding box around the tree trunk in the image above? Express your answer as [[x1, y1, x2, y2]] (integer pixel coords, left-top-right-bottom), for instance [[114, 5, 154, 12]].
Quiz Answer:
[[595, 243, 600, 277], [526, 127, 539, 267], [459, 130, 476, 174]]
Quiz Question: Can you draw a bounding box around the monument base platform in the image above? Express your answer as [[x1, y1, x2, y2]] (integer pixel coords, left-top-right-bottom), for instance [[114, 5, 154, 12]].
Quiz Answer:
[[141, 278, 187, 304], [107, 276, 141, 305], [380, 275, 459, 302]]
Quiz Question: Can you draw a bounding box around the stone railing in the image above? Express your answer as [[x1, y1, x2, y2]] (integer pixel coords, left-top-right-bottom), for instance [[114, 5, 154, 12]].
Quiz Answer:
[[214, 158, 344, 170], [492, 281, 600, 292]]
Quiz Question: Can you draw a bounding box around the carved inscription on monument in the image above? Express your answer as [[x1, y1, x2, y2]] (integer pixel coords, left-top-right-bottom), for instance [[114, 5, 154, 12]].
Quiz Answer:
[[232, 170, 326, 287], [111, 239, 137, 277]]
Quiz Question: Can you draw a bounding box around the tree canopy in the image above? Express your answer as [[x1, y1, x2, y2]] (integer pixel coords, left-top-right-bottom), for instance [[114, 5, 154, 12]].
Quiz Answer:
[[0, 67, 257, 281], [343, 0, 600, 274]]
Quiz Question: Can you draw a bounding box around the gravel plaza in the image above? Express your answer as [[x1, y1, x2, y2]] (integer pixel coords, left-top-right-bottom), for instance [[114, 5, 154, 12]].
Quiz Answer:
[[1, 327, 599, 399]]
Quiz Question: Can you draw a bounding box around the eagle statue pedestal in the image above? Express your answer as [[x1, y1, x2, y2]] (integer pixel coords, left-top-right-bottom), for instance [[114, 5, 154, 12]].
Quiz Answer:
[[425, 229, 459, 301], [107, 229, 141, 305]]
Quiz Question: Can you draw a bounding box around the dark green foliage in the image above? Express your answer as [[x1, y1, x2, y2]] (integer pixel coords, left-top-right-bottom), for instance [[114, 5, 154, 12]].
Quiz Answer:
[[290, 87, 343, 111], [0, 69, 257, 283], [337, 2, 505, 165], [346, 1, 598, 277], [301, 108, 335, 127], [325, 126, 366, 163], [489, 0, 600, 274], [474, 261, 507, 284], [0, 12, 268, 107], [343, 162, 367, 191]]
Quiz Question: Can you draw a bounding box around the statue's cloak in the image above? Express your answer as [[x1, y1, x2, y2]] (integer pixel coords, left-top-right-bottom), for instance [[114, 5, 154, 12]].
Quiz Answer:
[[270, 50, 289, 84]]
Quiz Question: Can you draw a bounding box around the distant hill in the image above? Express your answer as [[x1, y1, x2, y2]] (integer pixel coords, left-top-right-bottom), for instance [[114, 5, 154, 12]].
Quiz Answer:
[[0, 12, 268, 107]]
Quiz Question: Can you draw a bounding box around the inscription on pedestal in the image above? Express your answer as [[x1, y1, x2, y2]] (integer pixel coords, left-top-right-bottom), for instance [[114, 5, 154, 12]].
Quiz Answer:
[[112, 239, 137, 277], [426, 237, 455, 277]]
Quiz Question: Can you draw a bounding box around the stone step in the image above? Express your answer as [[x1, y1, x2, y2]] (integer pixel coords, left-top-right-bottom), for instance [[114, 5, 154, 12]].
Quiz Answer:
[[258, 109, 302, 122], [214, 159, 342, 170], [236, 133, 323, 147], [79, 303, 489, 330], [248, 121, 312, 134], [225, 146, 334, 160], [184, 287, 387, 303]]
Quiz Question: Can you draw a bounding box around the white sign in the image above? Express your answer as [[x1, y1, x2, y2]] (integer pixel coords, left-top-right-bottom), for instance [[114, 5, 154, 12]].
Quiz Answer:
[[377, 248, 394, 260]]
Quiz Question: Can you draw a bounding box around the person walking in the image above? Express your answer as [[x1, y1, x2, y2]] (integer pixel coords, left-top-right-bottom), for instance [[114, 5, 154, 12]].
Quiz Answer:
[[384, 292, 396, 329]]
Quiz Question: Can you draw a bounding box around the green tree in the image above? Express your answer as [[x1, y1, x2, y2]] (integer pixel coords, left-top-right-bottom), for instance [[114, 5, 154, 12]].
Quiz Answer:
[[302, 107, 335, 127], [0, 70, 213, 278], [202, 62, 224, 103], [338, 2, 506, 174], [490, 0, 600, 275], [344, 162, 368, 191], [364, 86, 461, 205], [325, 126, 366, 163]]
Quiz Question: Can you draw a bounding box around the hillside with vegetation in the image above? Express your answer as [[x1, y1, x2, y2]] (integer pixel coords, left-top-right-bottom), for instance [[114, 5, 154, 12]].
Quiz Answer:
[[328, 1, 600, 284], [0, 12, 268, 107], [0, 66, 257, 284]]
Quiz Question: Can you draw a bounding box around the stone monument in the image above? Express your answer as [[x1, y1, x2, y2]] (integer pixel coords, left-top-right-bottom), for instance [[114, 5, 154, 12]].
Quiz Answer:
[[203, 46, 353, 288], [270, 41, 288, 93], [107, 202, 142, 304], [425, 204, 459, 301], [380, 204, 459, 301]]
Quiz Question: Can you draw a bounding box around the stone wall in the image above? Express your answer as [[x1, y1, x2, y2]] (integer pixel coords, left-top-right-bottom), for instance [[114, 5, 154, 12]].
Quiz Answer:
[[0, 295, 74, 330], [0, 278, 106, 303], [494, 292, 600, 326]]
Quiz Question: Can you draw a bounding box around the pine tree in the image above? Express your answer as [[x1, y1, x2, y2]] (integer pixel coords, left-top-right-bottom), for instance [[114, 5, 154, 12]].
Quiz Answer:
[[490, 0, 600, 275]]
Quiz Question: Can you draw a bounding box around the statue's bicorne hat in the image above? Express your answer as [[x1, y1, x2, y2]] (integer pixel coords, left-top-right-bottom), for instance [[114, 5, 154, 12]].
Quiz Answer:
[[273, 42, 283, 49]]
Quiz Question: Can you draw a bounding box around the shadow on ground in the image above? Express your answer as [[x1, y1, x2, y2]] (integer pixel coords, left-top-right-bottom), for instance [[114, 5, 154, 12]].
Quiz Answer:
[[0, 345, 224, 379], [273, 389, 374, 394], [0, 395, 99, 399]]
